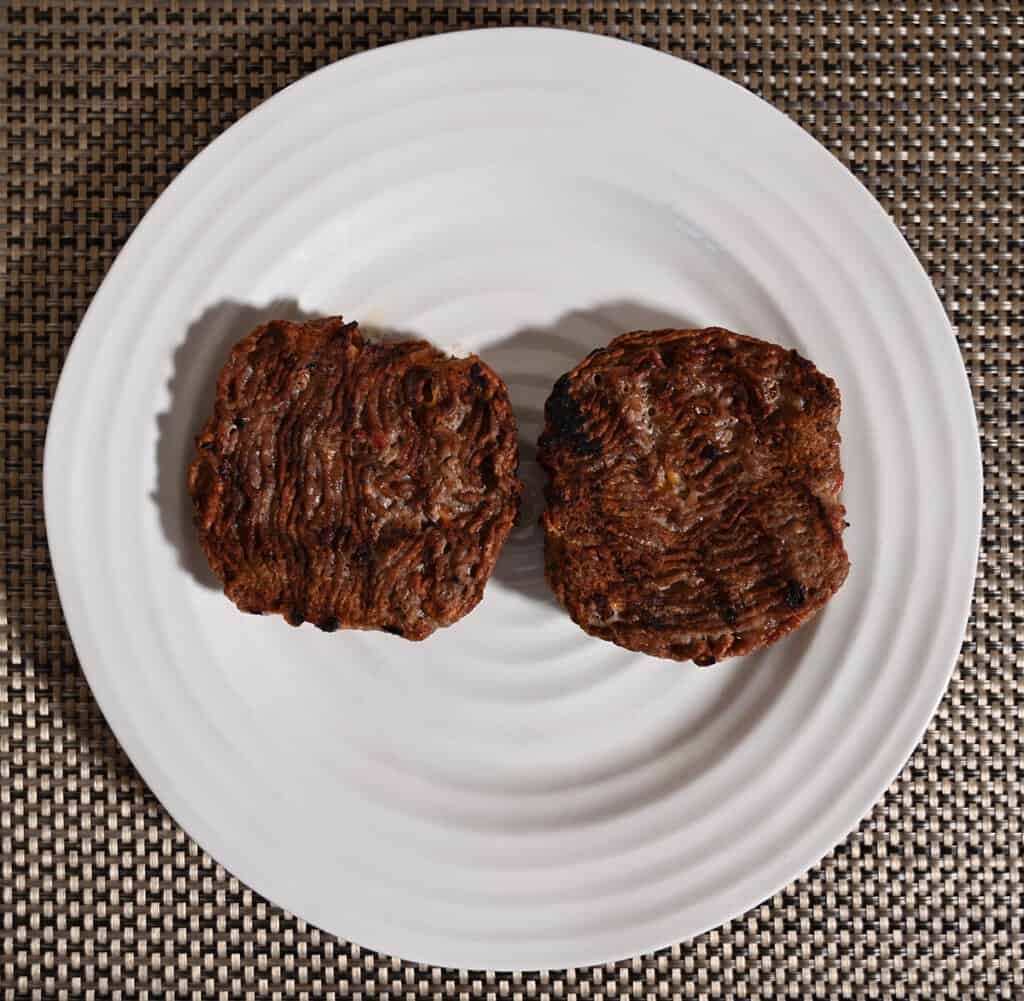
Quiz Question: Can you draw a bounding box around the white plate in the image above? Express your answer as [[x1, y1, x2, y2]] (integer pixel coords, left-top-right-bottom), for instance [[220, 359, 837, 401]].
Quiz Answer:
[[45, 29, 981, 969]]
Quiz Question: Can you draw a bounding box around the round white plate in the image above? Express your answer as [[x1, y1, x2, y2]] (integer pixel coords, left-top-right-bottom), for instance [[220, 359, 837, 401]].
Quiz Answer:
[[45, 29, 981, 969]]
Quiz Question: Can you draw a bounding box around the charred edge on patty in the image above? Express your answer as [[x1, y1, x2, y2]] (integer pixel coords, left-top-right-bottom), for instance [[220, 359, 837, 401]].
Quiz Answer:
[[544, 374, 601, 458]]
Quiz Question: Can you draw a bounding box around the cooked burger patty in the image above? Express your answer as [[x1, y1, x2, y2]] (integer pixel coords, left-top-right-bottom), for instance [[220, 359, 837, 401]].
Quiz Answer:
[[188, 316, 520, 639], [538, 327, 849, 665]]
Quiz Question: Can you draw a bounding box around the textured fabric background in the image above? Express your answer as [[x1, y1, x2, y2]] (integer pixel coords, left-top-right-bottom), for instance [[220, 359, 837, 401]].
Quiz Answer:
[[1, 2, 1021, 999]]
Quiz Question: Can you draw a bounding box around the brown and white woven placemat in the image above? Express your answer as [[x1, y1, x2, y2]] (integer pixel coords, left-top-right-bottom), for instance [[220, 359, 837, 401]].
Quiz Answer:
[[1, 3, 1021, 999]]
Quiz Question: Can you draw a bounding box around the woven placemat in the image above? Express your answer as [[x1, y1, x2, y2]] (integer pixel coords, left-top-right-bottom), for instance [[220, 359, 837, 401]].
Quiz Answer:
[[2, 2, 1021, 999]]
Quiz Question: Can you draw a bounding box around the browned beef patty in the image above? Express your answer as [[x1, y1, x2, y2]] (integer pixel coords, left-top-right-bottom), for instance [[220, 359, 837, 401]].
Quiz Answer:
[[537, 327, 849, 665], [188, 317, 520, 639]]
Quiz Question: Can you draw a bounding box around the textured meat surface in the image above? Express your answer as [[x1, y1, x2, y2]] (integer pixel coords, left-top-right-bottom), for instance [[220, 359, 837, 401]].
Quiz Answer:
[[188, 317, 520, 639], [537, 327, 849, 665]]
